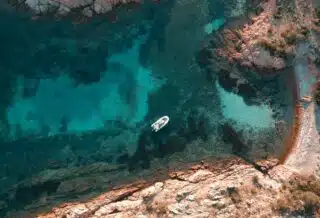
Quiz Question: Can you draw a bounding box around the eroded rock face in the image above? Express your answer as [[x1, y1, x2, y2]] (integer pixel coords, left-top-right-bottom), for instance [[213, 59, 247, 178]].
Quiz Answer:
[[12, 156, 317, 218]]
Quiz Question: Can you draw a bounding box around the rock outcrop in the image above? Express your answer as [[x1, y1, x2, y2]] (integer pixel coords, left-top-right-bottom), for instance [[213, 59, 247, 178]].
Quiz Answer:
[[198, 0, 319, 74], [8, 0, 141, 18], [35, 158, 286, 218], [196, 0, 319, 125]]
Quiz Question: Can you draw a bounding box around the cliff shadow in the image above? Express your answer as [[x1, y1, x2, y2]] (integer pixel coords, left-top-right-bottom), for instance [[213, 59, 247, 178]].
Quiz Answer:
[[315, 104, 320, 133]]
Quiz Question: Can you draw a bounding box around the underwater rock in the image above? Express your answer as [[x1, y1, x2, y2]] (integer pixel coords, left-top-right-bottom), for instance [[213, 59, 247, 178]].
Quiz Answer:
[[116, 153, 130, 164], [144, 83, 182, 122], [126, 107, 212, 171], [128, 129, 153, 171], [216, 70, 238, 93], [158, 135, 187, 156], [139, 0, 211, 92], [215, 68, 262, 106], [220, 122, 245, 154], [223, 0, 247, 18], [184, 108, 210, 141]]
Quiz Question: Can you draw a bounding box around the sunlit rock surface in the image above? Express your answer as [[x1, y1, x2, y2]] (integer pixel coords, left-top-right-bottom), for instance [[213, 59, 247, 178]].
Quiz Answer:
[[198, 0, 320, 73]]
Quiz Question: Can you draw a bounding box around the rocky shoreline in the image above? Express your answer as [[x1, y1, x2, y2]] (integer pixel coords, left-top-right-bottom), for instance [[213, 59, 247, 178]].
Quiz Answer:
[[1, 0, 320, 217], [285, 102, 320, 176], [27, 103, 319, 218]]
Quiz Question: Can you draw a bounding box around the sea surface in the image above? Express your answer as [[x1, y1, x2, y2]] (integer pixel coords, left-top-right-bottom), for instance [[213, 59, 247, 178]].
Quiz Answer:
[[0, 0, 296, 214]]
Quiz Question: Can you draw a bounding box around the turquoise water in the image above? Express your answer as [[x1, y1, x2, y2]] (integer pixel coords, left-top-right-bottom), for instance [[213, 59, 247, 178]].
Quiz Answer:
[[0, 1, 295, 215], [204, 18, 225, 34], [7, 36, 162, 139], [217, 81, 275, 129]]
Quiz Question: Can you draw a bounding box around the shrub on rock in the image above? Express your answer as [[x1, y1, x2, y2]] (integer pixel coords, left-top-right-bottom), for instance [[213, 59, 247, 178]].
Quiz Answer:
[[314, 83, 320, 105]]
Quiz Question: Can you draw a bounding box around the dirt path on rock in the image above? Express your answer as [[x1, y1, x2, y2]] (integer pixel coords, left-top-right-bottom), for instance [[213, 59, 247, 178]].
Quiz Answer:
[[284, 102, 320, 176], [279, 0, 320, 174]]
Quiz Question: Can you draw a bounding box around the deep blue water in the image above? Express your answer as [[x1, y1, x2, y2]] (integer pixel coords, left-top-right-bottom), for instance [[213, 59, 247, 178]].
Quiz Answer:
[[0, 1, 295, 215]]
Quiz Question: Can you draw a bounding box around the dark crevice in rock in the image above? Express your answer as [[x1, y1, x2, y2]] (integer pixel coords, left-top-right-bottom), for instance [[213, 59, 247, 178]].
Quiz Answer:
[[14, 180, 61, 208]]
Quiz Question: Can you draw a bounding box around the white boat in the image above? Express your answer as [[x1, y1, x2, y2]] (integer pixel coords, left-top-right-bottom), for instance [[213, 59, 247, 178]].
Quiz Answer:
[[300, 95, 313, 103], [151, 116, 170, 132]]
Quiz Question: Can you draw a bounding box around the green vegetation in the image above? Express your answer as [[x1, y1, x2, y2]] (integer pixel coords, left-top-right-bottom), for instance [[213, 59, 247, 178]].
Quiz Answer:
[[314, 84, 320, 105], [227, 187, 242, 204], [255, 22, 311, 57], [315, 8, 320, 19], [255, 37, 287, 56], [274, 175, 320, 216]]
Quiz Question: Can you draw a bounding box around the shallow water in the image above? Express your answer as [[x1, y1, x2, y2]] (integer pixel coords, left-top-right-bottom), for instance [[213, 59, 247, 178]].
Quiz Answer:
[[217, 81, 275, 129], [0, 1, 295, 215], [7, 35, 162, 138]]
